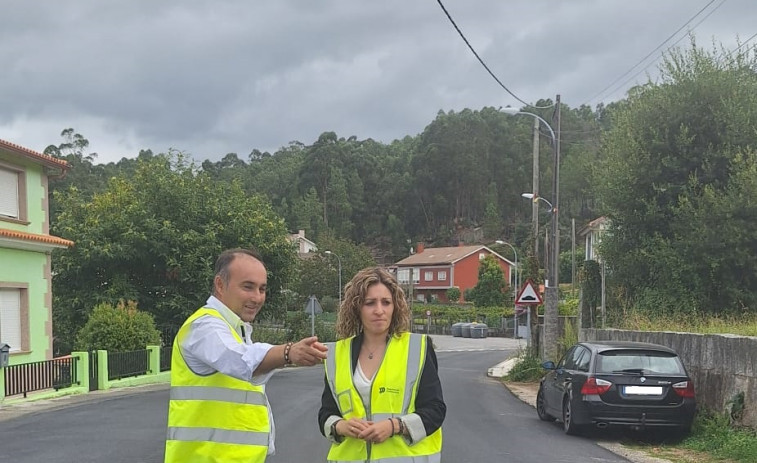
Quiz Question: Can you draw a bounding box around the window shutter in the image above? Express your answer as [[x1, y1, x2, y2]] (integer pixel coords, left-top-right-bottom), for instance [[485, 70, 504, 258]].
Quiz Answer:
[[0, 289, 22, 351], [0, 168, 19, 218]]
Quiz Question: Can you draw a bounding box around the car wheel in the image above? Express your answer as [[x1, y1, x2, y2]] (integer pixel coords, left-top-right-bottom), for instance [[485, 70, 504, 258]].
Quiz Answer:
[[536, 386, 555, 422], [562, 396, 581, 435]]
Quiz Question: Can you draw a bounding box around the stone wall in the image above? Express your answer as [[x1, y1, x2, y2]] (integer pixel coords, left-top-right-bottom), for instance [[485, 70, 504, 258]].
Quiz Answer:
[[581, 328, 757, 428]]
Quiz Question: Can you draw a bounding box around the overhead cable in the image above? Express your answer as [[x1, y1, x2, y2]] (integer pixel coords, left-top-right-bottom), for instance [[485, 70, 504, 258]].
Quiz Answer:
[[435, 0, 554, 109], [585, 0, 723, 105]]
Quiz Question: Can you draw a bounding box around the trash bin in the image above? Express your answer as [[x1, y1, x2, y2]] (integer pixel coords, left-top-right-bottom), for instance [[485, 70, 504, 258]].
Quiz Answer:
[[451, 322, 465, 337], [470, 323, 488, 339], [461, 323, 473, 338]]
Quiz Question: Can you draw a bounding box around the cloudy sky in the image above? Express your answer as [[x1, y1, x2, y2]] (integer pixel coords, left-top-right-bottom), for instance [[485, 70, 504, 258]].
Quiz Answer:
[[1, 0, 754, 164]]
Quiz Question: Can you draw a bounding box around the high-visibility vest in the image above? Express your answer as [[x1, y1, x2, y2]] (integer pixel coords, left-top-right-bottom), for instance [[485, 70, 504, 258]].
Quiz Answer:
[[165, 307, 270, 463], [324, 332, 442, 463]]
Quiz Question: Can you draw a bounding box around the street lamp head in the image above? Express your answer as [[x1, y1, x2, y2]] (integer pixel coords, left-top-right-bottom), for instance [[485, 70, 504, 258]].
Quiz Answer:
[[501, 107, 521, 116], [521, 193, 535, 199], [495, 240, 504, 245], [324, 250, 333, 255]]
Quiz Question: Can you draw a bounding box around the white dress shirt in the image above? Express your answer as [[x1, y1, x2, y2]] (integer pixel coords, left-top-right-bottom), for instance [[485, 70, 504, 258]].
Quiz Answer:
[[180, 295, 278, 454]]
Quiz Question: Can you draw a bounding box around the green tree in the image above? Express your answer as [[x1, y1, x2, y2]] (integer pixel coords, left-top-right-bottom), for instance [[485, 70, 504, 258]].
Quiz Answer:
[[53, 152, 296, 354], [579, 260, 602, 328], [74, 300, 161, 352], [45, 129, 108, 224], [293, 235, 377, 305], [596, 41, 757, 314], [468, 255, 507, 306], [446, 287, 461, 303]]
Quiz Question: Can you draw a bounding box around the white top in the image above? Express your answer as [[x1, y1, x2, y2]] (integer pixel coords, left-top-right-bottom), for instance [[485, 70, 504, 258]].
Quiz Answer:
[[353, 361, 373, 409], [180, 295, 277, 454]]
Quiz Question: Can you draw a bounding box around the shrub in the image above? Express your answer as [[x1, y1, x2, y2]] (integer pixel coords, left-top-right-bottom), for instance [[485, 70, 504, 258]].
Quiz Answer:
[[446, 287, 461, 303], [285, 311, 310, 342], [252, 325, 289, 344], [504, 349, 544, 382], [75, 300, 161, 352], [411, 304, 512, 327], [320, 295, 339, 313], [559, 297, 579, 316]]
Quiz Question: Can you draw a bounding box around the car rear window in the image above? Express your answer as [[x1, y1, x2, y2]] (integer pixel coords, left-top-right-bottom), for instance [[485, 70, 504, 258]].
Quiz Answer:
[[596, 350, 686, 375]]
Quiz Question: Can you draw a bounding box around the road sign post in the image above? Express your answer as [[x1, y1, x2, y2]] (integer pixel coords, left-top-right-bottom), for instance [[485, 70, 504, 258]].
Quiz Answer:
[[515, 280, 543, 345]]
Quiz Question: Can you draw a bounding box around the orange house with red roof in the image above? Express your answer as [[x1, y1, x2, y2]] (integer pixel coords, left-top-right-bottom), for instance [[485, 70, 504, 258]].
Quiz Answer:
[[0, 139, 72, 363], [391, 243, 514, 303]]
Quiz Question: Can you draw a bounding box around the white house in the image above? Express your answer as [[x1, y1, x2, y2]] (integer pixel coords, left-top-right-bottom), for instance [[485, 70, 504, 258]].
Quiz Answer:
[[579, 216, 609, 262], [288, 229, 318, 256]]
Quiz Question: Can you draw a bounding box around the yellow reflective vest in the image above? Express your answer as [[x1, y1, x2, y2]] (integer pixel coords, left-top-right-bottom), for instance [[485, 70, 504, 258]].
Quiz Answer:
[[324, 332, 442, 463], [165, 307, 270, 463]]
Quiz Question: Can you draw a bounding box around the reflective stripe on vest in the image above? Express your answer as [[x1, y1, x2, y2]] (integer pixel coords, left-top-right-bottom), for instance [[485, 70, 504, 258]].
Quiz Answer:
[[167, 426, 269, 446], [170, 386, 267, 405], [324, 333, 442, 462], [165, 307, 269, 463], [328, 456, 442, 463]]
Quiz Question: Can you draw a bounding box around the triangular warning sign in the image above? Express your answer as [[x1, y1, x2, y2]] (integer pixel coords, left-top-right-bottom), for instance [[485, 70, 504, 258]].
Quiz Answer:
[[516, 279, 543, 305]]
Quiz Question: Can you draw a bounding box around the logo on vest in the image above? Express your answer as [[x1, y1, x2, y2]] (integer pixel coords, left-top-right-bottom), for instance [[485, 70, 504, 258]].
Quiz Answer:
[[378, 386, 400, 394]]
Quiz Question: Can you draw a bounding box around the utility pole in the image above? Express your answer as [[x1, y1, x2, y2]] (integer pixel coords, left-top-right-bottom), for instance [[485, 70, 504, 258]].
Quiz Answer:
[[532, 117, 539, 261], [571, 218, 576, 296], [543, 94, 561, 361], [530, 117, 540, 352]]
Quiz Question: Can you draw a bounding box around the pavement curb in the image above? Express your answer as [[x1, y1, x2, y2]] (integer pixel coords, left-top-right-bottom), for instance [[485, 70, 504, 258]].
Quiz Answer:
[[486, 357, 519, 378]]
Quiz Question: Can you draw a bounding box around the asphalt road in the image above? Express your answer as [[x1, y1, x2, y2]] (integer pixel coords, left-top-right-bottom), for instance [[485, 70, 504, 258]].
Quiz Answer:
[[0, 335, 632, 462]]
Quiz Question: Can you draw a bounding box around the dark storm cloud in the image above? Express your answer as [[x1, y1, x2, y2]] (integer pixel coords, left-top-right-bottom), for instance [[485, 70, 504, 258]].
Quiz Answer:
[[0, 0, 754, 162]]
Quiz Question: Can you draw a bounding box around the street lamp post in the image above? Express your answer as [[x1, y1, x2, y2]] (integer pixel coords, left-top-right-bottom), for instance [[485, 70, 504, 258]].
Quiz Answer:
[[521, 193, 553, 211], [504, 97, 561, 360], [324, 251, 342, 309], [495, 240, 519, 339]]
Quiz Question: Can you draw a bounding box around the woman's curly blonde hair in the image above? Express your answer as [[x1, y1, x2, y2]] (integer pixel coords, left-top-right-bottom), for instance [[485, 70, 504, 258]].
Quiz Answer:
[[335, 267, 410, 339]]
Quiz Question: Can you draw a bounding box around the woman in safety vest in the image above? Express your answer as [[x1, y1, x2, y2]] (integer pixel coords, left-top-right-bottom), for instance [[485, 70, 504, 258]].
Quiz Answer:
[[318, 267, 446, 463]]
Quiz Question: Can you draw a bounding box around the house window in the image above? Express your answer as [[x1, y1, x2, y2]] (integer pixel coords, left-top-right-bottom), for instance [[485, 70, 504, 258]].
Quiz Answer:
[[424, 271, 433, 281], [397, 269, 410, 284], [0, 288, 23, 352], [438, 271, 447, 281], [0, 165, 26, 221], [412, 268, 420, 284], [479, 253, 486, 260]]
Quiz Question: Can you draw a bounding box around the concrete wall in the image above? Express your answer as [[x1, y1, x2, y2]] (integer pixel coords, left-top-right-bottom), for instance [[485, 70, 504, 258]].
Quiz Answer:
[[582, 328, 757, 428]]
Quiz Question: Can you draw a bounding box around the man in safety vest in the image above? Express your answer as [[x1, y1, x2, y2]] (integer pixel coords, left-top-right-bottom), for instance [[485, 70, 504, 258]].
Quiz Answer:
[[165, 247, 328, 463]]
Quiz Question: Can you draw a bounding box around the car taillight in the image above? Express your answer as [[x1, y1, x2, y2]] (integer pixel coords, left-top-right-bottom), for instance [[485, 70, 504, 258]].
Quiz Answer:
[[580, 377, 612, 395], [672, 380, 696, 398]]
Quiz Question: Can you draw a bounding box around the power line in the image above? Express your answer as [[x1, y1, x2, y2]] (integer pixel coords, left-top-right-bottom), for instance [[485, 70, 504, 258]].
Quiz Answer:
[[585, 0, 722, 106], [434, 0, 554, 110], [725, 31, 757, 56], [596, 0, 727, 104]]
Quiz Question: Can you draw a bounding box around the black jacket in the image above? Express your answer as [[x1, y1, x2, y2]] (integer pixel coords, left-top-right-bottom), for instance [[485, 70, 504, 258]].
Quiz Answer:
[[318, 332, 446, 437]]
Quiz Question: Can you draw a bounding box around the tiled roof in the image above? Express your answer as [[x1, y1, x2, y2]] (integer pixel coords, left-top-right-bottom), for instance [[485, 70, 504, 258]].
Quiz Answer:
[[0, 139, 70, 170], [0, 228, 74, 248], [395, 245, 489, 266], [578, 216, 609, 236]]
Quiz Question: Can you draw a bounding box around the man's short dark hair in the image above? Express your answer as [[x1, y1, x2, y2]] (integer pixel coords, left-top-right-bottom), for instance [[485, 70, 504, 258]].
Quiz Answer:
[[214, 247, 265, 289]]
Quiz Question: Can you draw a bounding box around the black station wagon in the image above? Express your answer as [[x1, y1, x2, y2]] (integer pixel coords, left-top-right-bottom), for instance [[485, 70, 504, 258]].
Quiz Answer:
[[536, 341, 696, 435]]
